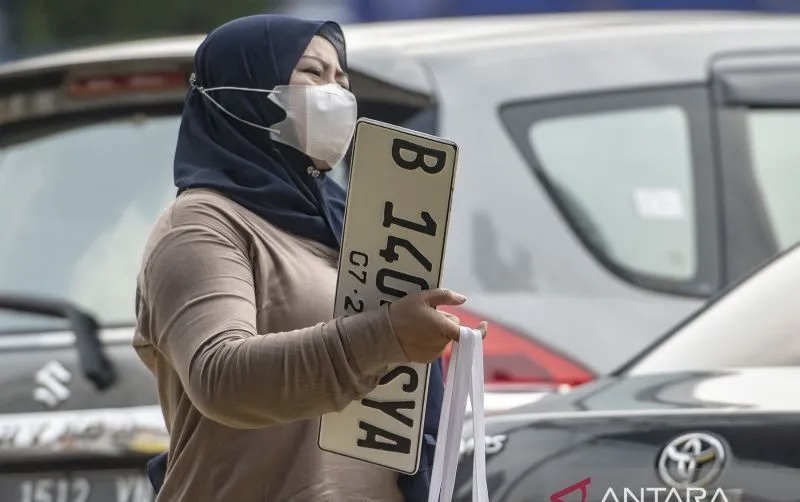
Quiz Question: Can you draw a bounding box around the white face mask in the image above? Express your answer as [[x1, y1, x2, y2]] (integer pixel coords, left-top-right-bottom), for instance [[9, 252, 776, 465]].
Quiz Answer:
[[192, 77, 358, 168]]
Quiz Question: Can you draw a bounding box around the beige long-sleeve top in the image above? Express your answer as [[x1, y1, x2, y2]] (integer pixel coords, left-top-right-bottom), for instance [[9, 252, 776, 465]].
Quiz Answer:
[[132, 188, 408, 502]]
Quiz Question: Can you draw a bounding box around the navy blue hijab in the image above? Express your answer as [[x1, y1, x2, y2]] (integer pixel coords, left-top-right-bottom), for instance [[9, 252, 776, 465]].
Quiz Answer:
[[173, 14, 346, 249], [150, 14, 445, 501]]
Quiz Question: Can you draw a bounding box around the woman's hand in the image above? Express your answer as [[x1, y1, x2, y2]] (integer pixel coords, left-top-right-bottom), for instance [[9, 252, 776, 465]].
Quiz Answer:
[[388, 288, 487, 363]]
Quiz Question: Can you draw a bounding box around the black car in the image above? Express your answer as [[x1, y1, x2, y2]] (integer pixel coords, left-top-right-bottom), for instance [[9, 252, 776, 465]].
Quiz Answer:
[[454, 242, 800, 502]]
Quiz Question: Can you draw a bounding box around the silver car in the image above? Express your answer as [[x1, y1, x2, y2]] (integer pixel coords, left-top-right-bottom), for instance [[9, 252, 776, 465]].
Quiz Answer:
[[0, 10, 799, 499]]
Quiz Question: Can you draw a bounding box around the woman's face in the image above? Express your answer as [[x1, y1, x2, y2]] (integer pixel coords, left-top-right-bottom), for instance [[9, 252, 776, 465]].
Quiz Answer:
[[290, 35, 350, 89], [289, 35, 351, 171]]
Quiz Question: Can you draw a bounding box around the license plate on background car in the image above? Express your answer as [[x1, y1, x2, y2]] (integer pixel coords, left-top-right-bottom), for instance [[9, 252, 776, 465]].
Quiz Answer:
[[0, 470, 154, 502]]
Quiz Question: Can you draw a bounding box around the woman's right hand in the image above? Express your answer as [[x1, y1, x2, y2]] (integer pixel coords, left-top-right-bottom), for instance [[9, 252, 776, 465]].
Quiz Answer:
[[388, 288, 473, 363]]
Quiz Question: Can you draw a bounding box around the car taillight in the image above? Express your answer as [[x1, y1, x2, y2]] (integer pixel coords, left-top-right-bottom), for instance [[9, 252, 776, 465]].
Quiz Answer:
[[439, 305, 593, 388]]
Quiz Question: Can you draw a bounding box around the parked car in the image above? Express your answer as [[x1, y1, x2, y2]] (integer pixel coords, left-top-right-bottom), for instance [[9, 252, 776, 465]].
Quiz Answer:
[[454, 241, 800, 501], [1, 11, 800, 499]]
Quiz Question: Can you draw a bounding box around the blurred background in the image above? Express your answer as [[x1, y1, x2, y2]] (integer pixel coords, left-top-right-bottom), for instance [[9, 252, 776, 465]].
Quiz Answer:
[[3, 0, 800, 61]]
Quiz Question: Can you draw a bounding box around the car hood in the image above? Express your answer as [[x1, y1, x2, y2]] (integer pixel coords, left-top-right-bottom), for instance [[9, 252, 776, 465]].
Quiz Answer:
[[502, 366, 800, 416], [454, 368, 800, 502]]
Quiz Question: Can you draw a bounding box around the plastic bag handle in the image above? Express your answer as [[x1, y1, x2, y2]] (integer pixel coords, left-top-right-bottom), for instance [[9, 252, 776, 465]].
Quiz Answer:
[[427, 326, 488, 502], [470, 330, 488, 501]]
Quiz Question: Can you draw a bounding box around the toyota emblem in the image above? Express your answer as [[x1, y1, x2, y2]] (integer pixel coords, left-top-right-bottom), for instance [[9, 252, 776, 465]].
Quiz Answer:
[[657, 432, 727, 488]]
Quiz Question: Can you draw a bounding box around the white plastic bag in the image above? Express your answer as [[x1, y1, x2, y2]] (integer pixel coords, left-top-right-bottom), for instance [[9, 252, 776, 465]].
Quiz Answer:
[[427, 326, 489, 502]]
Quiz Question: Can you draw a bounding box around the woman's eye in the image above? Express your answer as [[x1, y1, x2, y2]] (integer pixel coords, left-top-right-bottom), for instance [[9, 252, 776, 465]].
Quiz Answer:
[[304, 67, 323, 77]]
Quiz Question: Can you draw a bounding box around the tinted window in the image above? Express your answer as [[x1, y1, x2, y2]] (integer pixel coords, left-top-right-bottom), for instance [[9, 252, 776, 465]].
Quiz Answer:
[[0, 113, 179, 333], [500, 88, 719, 296], [0, 99, 434, 334], [746, 108, 800, 250], [626, 244, 800, 373], [529, 106, 696, 280]]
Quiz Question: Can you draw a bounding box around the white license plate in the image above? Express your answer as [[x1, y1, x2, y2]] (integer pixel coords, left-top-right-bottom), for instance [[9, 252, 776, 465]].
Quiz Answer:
[[0, 470, 154, 502], [318, 118, 459, 474]]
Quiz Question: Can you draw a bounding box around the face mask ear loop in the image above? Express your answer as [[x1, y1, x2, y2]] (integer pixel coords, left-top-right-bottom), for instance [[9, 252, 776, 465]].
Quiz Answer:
[[190, 74, 281, 136]]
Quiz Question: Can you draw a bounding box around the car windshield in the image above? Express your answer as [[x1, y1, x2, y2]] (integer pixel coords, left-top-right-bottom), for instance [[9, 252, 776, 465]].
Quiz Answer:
[[625, 243, 800, 374], [0, 111, 181, 333]]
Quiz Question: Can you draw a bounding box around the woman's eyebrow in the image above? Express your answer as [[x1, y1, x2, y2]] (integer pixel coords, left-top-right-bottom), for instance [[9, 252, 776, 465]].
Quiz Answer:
[[300, 55, 349, 79]]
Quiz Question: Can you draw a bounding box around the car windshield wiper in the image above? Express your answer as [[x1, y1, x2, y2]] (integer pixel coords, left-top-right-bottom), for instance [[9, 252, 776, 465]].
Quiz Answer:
[[0, 292, 117, 390]]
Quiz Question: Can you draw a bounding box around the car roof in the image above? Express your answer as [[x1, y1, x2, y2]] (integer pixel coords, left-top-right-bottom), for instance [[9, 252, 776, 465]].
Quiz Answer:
[[3, 11, 800, 98], [0, 11, 794, 73]]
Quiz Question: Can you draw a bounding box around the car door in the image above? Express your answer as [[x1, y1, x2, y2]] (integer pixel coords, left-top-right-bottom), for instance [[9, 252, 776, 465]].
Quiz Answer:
[[710, 49, 800, 281]]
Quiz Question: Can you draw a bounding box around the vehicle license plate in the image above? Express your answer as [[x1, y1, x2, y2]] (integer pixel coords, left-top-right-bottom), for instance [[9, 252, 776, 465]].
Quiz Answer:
[[0, 470, 154, 502], [318, 118, 459, 474]]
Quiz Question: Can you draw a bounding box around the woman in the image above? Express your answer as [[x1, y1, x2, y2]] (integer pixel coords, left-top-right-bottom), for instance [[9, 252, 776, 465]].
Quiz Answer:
[[133, 14, 484, 502]]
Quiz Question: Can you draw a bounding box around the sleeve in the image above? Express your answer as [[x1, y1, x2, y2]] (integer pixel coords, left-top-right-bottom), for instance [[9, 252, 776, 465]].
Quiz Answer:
[[142, 221, 409, 429]]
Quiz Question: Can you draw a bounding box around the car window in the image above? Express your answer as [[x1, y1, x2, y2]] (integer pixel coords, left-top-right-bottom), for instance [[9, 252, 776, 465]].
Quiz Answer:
[[746, 108, 800, 250], [0, 113, 179, 333], [529, 106, 696, 280], [626, 244, 800, 374], [500, 87, 719, 297]]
